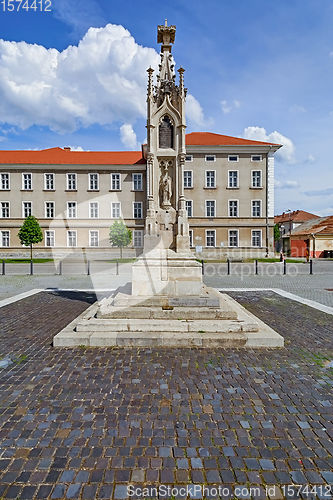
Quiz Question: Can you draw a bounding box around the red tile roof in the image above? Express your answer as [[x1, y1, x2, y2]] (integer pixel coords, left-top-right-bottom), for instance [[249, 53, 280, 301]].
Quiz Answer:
[[274, 210, 320, 224], [0, 131, 281, 165], [291, 216, 333, 236], [185, 132, 281, 147], [0, 148, 146, 165]]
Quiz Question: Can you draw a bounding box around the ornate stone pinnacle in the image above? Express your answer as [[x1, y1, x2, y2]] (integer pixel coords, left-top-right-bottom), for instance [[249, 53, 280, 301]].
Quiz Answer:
[[157, 22, 176, 48]]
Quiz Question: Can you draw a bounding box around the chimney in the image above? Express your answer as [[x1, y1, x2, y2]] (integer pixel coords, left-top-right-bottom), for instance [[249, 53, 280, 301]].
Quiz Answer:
[[64, 147, 71, 151]]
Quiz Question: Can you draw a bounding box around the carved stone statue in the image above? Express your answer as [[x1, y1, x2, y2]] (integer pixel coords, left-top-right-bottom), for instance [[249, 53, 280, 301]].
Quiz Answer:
[[160, 160, 172, 208]]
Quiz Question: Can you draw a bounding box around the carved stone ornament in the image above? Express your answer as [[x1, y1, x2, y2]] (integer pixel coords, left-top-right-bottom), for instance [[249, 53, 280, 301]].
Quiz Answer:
[[159, 160, 173, 209]]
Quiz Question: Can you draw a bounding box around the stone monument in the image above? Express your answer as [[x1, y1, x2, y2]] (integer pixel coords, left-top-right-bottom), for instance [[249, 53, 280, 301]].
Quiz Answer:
[[53, 21, 284, 348], [131, 20, 202, 297]]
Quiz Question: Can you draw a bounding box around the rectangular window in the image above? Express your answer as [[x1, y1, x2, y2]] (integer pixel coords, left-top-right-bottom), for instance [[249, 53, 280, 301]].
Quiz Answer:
[[88, 173, 99, 191], [251, 155, 262, 162], [45, 230, 55, 247], [252, 230, 262, 247], [45, 202, 54, 218], [252, 170, 262, 188], [205, 170, 216, 188], [133, 202, 143, 219], [22, 202, 32, 218], [89, 202, 99, 218], [44, 173, 54, 190], [229, 230, 239, 247], [206, 200, 216, 217], [132, 173, 143, 191], [0, 202, 9, 218], [89, 230, 99, 247], [133, 230, 143, 248], [186, 200, 193, 217], [111, 173, 121, 190], [67, 173, 77, 190], [0, 173, 10, 190], [67, 231, 77, 247], [206, 230, 216, 247], [184, 170, 193, 188], [252, 200, 261, 217], [1, 230, 10, 247], [22, 173, 32, 190], [229, 200, 238, 217], [189, 229, 193, 248], [205, 155, 216, 162], [185, 155, 193, 162], [228, 155, 239, 162], [111, 202, 121, 219], [67, 202, 77, 218], [228, 171, 238, 188]]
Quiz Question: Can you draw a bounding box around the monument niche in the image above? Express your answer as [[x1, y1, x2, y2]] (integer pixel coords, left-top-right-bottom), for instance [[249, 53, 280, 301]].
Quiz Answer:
[[53, 21, 284, 348]]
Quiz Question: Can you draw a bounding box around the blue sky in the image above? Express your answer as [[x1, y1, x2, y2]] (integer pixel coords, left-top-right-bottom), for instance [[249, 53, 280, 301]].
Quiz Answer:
[[0, 0, 333, 215]]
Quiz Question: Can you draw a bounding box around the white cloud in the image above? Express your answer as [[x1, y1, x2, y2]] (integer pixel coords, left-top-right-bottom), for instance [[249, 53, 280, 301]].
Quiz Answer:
[[0, 24, 159, 135], [69, 146, 85, 151], [290, 104, 306, 113], [316, 207, 333, 216], [52, 0, 106, 37], [186, 94, 213, 128], [120, 124, 140, 150], [221, 99, 240, 114], [275, 179, 300, 189], [243, 126, 295, 163], [306, 153, 315, 163]]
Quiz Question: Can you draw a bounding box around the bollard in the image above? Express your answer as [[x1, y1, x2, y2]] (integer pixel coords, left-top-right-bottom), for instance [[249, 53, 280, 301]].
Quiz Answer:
[[116, 260, 119, 275], [201, 259, 204, 276], [30, 260, 33, 276], [2, 260, 5, 276], [255, 259, 258, 275], [59, 260, 62, 275], [310, 259, 313, 275], [227, 259, 230, 275], [283, 259, 287, 275], [87, 260, 90, 276]]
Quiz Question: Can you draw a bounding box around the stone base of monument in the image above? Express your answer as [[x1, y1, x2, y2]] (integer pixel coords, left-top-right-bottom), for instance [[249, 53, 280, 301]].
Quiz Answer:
[[53, 284, 284, 348]]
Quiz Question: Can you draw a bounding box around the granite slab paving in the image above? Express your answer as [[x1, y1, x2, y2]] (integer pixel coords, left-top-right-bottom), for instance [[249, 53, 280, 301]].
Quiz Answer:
[[0, 290, 333, 499]]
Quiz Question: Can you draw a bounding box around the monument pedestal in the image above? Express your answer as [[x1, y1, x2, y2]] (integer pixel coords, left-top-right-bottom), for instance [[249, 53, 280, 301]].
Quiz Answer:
[[131, 248, 202, 296]]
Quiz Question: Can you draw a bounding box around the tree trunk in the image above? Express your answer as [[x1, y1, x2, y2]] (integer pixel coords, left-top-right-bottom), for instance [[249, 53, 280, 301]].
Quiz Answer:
[[120, 246, 123, 259], [30, 243, 33, 261]]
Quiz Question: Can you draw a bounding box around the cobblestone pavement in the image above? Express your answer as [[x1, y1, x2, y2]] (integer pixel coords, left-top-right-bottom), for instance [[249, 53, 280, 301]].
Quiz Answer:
[[0, 291, 333, 499], [203, 262, 333, 308]]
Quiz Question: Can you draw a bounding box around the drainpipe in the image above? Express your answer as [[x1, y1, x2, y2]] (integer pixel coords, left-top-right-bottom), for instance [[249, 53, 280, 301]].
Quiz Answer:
[[311, 233, 316, 258]]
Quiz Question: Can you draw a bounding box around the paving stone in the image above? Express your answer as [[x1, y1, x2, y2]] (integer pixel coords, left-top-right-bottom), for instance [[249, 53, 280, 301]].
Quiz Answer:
[[0, 289, 333, 498]]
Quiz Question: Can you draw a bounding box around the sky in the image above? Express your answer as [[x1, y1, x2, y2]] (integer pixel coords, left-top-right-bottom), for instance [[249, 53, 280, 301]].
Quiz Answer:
[[0, 0, 333, 216]]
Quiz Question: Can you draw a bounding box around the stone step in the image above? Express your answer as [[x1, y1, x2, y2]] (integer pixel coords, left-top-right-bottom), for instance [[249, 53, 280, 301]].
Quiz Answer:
[[76, 318, 259, 334], [97, 306, 237, 320], [113, 294, 220, 308]]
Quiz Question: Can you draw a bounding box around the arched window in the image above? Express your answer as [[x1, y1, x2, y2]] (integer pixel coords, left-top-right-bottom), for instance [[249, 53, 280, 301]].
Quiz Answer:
[[159, 116, 174, 149]]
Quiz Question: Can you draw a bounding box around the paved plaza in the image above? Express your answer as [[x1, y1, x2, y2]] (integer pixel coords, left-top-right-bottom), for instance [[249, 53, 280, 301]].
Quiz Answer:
[[0, 266, 333, 499]]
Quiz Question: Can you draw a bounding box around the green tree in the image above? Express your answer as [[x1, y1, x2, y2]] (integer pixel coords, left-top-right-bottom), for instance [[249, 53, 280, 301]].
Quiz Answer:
[[274, 223, 281, 241], [18, 215, 43, 260], [109, 219, 132, 258]]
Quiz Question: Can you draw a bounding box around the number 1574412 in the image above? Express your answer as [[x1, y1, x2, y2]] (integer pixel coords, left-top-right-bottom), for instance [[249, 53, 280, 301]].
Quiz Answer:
[[1, 0, 51, 10]]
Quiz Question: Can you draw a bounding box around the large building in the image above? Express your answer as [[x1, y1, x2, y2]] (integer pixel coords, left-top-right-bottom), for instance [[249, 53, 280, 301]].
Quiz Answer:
[[0, 23, 281, 259]]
